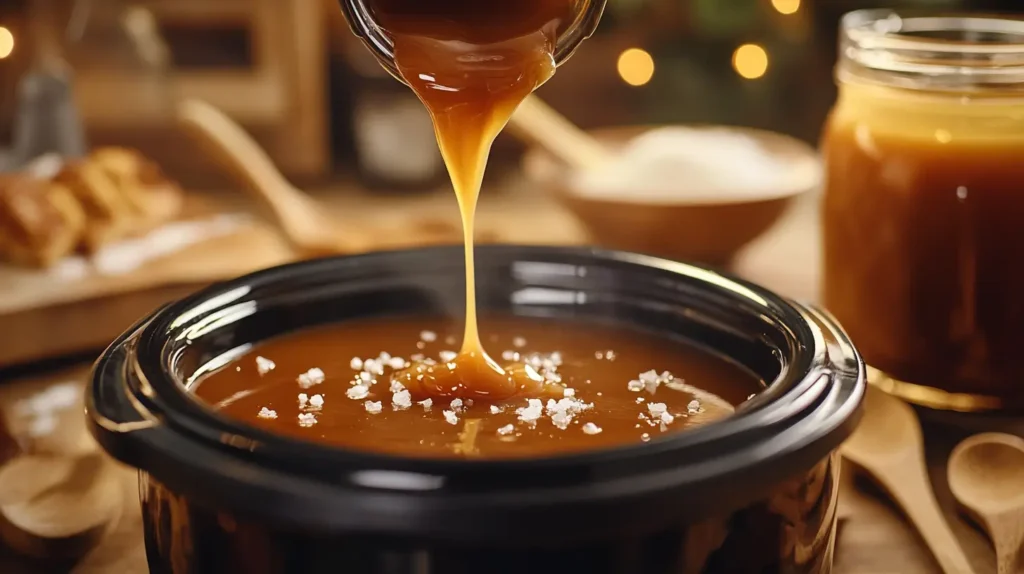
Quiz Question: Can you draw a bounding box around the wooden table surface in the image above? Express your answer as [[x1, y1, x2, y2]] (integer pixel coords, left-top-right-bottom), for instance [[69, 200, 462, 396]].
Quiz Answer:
[[0, 181, 1015, 573]]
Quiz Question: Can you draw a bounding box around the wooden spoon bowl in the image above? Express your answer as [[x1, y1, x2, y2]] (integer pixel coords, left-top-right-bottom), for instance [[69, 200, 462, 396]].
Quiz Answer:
[[522, 125, 820, 266]]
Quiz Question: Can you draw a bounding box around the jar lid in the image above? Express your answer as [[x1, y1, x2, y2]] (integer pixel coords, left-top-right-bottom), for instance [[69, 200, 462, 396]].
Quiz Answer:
[[88, 246, 864, 543]]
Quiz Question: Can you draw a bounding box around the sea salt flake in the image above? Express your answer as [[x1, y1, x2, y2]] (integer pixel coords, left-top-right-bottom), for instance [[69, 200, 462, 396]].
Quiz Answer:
[[648, 403, 668, 417], [297, 368, 325, 389], [359, 372, 373, 383], [551, 411, 571, 430], [255, 356, 276, 375], [490, 405, 504, 415], [411, 354, 425, 361], [390, 380, 406, 393], [513, 337, 527, 348], [379, 351, 392, 362], [641, 433, 651, 442], [627, 380, 645, 392], [298, 393, 309, 407], [419, 398, 433, 410], [443, 410, 459, 425], [347, 385, 370, 400], [420, 330, 437, 342], [661, 412, 675, 425], [497, 424, 515, 436], [257, 407, 277, 419], [364, 359, 384, 375], [636, 397, 645, 404], [365, 401, 383, 414], [439, 350, 458, 362], [393, 390, 413, 410], [516, 399, 544, 424], [563, 388, 576, 398], [298, 413, 317, 427], [309, 394, 325, 409], [389, 357, 407, 370], [450, 398, 464, 412], [350, 357, 363, 370], [501, 350, 519, 361], [688, 399, 702, 414], [582, 422, 603, 435]]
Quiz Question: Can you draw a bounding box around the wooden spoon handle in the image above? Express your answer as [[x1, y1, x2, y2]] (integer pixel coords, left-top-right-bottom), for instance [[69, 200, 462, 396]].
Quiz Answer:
[[988, 514, 1024, 574], [886, 466, 978, 574], [176, 99, 313, 230], [506, 95, 612, 171]]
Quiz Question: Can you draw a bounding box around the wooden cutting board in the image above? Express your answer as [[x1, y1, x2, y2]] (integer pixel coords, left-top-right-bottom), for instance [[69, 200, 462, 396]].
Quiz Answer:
[[0, 183, 592, 369], [0, 195, 296, 368]]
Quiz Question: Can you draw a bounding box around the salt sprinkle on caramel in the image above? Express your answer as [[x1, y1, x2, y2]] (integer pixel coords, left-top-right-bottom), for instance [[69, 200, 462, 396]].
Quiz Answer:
[[255, 356, 276, 375], [297, 367, 325, 389], [393, 390, 413, 410], [347, 385, 370, 400], [257, 407, 277, 419], [309, 394, 324, 409]]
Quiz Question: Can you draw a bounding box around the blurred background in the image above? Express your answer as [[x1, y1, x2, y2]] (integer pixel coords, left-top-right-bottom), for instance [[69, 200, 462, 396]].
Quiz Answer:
[[0, 0, 1020, 188], [0, 0, 1023, 368]]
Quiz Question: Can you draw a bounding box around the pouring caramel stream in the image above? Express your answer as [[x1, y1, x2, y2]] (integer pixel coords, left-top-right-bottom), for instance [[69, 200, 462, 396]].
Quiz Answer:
[[371, 0, 581, 399]]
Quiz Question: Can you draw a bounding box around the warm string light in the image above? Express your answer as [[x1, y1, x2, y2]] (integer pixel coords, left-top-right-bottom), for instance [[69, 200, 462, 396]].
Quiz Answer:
[[732, 44, 769, 80], [617, 47, 655, 87], [0, 27, 14, 60], [771, 0, 801, 16]]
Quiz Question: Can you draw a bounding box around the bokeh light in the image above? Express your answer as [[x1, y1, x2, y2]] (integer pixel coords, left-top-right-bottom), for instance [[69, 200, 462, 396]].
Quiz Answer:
[[617, 48, 655, 87], [771, 0, 801, 16], [732, 44, 769, 80], [0, 27, 14, 60]]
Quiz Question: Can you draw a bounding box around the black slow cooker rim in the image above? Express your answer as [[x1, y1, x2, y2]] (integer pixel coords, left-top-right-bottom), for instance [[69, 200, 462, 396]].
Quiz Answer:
[[88, 245, 864, 541]]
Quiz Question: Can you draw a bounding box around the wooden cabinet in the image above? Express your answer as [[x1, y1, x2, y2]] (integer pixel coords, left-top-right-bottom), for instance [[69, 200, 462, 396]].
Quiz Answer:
[[74, 0, 328, 180]]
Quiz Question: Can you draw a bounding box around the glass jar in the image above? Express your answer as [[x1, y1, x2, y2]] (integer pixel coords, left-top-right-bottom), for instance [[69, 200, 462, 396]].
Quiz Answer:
[[336, 0, 607, 83], [822, 10, 1024, 411]]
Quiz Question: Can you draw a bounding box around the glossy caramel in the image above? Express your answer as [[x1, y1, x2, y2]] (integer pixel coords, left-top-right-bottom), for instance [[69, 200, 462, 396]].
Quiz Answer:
[[191, 316, 762, 459], [823, 84, 1024, 400], [367, 0, 583, 398]]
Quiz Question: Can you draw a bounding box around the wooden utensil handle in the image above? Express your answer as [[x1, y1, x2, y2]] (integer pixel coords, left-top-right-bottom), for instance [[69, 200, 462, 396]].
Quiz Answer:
[[989, 514, 1024, 574], [506, 95, 612, 171], [176, 99, 307, 220], [887, 467, 978, 574]]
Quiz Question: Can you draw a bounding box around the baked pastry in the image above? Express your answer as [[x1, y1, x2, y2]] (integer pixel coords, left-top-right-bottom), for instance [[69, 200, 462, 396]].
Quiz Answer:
[[0, 175, 86, 267], [0, 148, 184, 267]]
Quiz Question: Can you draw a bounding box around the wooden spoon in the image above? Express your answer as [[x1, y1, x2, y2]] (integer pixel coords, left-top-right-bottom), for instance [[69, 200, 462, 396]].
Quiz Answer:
[[948, 433, 1024, 574], [507, 95, 614, 171], [176, 99, 372, 256], [842, 385, 978, 574], [177, 99, 499, 254]]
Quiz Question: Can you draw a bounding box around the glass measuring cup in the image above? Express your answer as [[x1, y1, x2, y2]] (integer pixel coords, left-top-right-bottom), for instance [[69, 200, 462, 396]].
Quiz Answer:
[[337, 0, 607, 81]]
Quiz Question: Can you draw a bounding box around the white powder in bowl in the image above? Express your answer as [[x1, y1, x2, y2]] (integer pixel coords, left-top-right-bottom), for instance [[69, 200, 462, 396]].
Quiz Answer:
[[571, 127, 794, 202]]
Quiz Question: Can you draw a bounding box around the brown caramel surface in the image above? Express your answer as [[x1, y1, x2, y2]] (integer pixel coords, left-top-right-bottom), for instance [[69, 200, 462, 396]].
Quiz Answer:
[[366, 0, 584, 398], [191, 316, 762, 459], [823, 88, 1024, 398]]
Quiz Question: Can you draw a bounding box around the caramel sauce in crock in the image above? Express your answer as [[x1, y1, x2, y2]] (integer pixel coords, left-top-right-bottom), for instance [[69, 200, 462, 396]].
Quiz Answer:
[[192, 316, 761, 459]]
